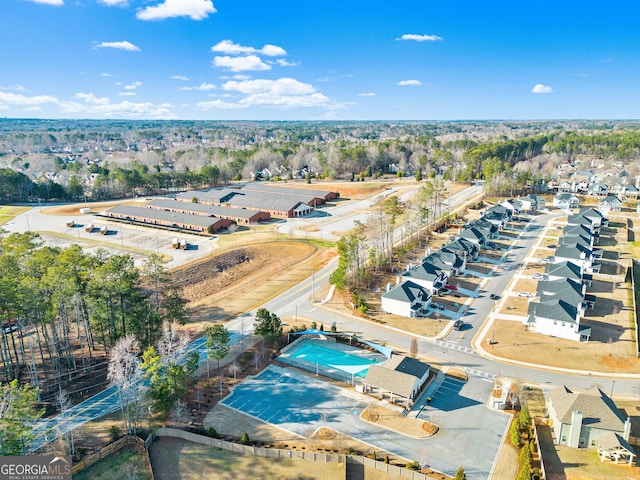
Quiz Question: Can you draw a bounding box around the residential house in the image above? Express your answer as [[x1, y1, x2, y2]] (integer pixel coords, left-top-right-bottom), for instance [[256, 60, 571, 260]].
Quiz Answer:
[[555, 244, 600, 273], [499, 198, 523, 214], [599, 194, 622, 217], [465, 219, 499, 238], [520, 194, 546, 211], [588, 183, 609, 196], [481, 210, 509, 229], [525, 298, 591, 342], [401, 261, 448, 294], [545, 260, 593, 287], [548, 386, 631, 449], [423, 251, 458, 277], [537, 277, 595, 311], [381, 280, 432, 318], [458, 227, 490, 249], [553, 193, 580, 210], [442, 237, 480, 263], [562, 225, 597, 245]]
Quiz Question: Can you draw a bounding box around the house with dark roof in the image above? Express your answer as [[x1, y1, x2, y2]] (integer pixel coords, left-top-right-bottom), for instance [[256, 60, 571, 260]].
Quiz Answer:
[[381, 280, 432, 318], [520, 194, 546, 211], [499, 198, 523, 214], [599, 194, 623, 217], [554, 244, 600, 273], [363, 355, 430, 408], [537, 277, 595, 311], [547, 386, 631, 449], [465, 219, 499, 238], [402, 260, 448, 294], [545, 260, 592, 287], [442, 237, 480, 263], [562, 224, 597, 245], [578, 207, 608, 228], [553, 193, 580, 210], [422, 251, 457, 277], [525, 298, 591, 342], [458, 227, 489, 249]]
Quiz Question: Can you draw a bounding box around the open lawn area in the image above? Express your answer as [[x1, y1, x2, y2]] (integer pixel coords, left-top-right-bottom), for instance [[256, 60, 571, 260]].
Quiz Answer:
[[0, 205, 30, 225], [74, 445, 152, 480], [148, 436, 346, 480]]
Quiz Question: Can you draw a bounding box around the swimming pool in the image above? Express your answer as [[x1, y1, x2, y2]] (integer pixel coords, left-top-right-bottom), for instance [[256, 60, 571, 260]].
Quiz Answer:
[[283, 340, 383, 379]]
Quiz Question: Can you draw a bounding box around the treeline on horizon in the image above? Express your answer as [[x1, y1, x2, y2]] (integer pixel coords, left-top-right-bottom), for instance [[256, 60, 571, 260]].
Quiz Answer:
[[2, 120, 640, 203]]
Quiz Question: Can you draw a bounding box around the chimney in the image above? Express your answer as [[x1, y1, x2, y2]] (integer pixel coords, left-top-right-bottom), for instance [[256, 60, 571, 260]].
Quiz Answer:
[[624, 417, 632, 441], [386, 282, 391, 292], [568, 410, 583, 448], [396, 276, 401, 285]]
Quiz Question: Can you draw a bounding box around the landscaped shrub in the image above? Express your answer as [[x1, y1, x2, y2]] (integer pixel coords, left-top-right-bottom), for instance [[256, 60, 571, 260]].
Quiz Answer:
[[109, 425, 122, 442], [208, 427, 217, 437], [240, 432, 250, 445]]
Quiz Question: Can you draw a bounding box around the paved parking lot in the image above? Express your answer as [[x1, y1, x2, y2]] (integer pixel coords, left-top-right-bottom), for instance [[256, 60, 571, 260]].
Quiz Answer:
[[222, 365, 509, 480]]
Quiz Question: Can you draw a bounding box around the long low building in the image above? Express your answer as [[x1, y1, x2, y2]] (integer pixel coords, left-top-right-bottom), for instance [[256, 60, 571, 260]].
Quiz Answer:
[[146, 198, 269, 224], [105, 205, 233, 233]]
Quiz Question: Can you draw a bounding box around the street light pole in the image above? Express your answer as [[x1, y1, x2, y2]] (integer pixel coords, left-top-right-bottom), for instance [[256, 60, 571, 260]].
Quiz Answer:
[[312, 269, 315, 303]]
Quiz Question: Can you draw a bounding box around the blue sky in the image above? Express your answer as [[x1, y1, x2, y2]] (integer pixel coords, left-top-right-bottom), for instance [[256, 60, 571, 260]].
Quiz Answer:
[[2, 0, 640, 120]]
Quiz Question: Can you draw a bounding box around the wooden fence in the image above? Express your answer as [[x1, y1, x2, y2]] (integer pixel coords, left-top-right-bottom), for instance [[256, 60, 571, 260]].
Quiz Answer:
[[532, 422, 547, 480], [151, 428, 434, 480], [72, 434, 153, 477]]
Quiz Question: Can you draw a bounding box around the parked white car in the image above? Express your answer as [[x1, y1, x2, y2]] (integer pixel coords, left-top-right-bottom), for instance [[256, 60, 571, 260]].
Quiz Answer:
[[518, 292, 534, 297], [531, 273, 545, 280]]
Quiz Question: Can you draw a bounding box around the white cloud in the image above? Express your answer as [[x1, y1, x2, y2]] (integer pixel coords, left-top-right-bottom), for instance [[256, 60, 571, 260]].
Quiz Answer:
[[232, 74, 251, 80], [222, 78, 315, 95], [98, 0, 128, 5], [25, 0, 64, 5], [170, 75, 189, 81], [213, 55, 271, 72], [0, 91, 58, 106], [531, 83, 553, 94], [196, 99, 247, 110], [357, 92, 376, 97], [119, 91, 136, 96], [398, 80, 422, 86], [396, 33, 443, 42], [211, 40, 286, 57], [317, 77, 332, 83], [94, 41, 141, 51], [178, 82, 216, 91], [99, 72, 113, 77], [275, 59, 298, 67], [578, 73, 590, 77], [200, 77, 331, 110], [124, 81, 142, 90], [0, 85, 27, 91], [22, 106, 43, 112], [136, 0, 216, 21], [74, 93, 110, 105], [60, 99, 173, 117]]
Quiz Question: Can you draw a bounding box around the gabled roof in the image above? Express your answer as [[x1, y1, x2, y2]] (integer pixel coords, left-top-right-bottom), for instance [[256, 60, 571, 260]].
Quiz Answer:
[[555, 193, 578, 201], [560, 234, 593, 249], [563, 224, 594, 239], [383, 355, 430, 379], [599, 193, 622, 206], [528, 298, 579, 324], [546, 260, 583, 279], [444, 237, 480, 255], [555, 243, 592, 260], [549, 386, 626, 432], [382, 281, 431, 303], [578, 207, 605, 220], [364, 364, 418, 398], [459, 227, 488, 243], [423, 251, 457, 272], [466, 219, 499, 234], [537, 278, 584, 304], [402, 261, 445, 283]]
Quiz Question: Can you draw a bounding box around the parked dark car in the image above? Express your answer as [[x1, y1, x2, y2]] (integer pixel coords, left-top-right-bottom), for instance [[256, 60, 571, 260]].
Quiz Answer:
[[453, 320, 464, 330], [490, 293, 499, 300]]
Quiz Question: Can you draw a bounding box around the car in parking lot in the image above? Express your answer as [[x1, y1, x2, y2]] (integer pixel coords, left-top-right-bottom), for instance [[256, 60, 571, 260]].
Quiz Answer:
[[432, 302, 445, 310], [531, 273, 545, 280], [518, 292, 534, 297], [445, 284, 458, 290], [546, 245, 556, 249], [490, 293, 499, 300], [453, 320, 464, 330]]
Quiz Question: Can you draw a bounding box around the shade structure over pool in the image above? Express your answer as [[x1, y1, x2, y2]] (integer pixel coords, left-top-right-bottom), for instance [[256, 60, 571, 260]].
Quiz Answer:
[[291, 329, 393, 359]]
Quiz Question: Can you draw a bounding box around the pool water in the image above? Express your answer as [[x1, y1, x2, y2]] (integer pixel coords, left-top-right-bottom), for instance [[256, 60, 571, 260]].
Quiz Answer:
[[288, 342, 380, 377]]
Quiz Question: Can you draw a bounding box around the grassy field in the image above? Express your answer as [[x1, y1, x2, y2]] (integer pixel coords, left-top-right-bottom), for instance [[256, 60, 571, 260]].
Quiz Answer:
[[74, 445, 152, 480], [0, 205, 30, 225], [148, 437, 346, 480]]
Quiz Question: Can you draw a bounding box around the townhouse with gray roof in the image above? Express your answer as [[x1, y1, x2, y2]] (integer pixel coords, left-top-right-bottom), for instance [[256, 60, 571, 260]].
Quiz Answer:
[[548, 386, 631, 450], [381, 280, 432, 318], [545, 260, 593, 287], [598, 193, 623, 217], [526, 298, 591, 342], [553, 193, 580, 210], [401, 261, 448, 294]]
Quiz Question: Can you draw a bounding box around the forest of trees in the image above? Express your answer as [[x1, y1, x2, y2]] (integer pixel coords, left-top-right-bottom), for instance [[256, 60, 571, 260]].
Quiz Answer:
[[1, 119, 639, 205], [0, 231, 186, 401]]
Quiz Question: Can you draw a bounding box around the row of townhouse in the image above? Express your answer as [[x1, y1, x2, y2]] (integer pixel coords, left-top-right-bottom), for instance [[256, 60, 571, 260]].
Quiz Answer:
[[553, 191, 624, 217], [380, 200, 513, 317], [524, 207, 607, 342]]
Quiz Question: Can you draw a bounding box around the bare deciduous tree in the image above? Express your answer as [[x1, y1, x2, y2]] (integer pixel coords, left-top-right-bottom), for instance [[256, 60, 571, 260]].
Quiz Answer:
[[171, 400, 189, 427], [107, 334, 143, 435], [55, 389, 74, 455], [156, 321, 189, 363], [228, 362, 241, 380], [410, 338, 418, 358]]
